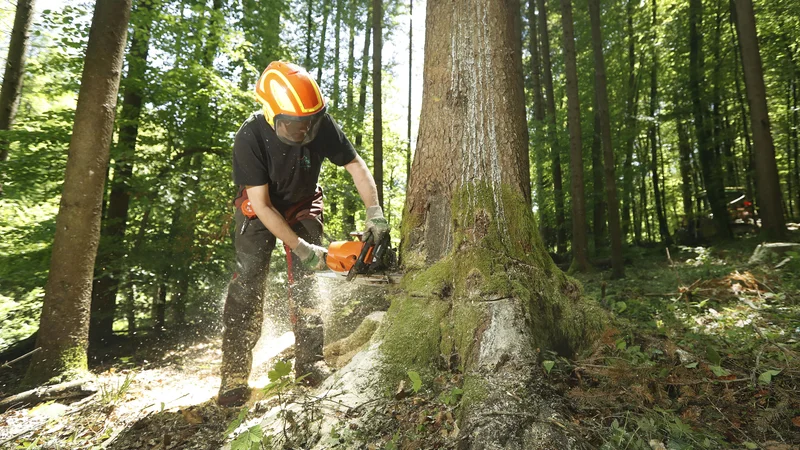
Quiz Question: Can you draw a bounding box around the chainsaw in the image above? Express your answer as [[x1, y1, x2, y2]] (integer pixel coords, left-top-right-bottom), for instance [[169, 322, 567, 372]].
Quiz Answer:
[[318, 231, 401, 285]]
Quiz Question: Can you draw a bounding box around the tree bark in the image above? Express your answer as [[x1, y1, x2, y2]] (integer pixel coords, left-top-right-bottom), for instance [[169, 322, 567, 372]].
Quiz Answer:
[[733, 0, 786, 239], [90, 0, 159, 346], [537, 0, 567, 254], [372, 0, 383, 209], [559, 0, 590, 272], [0, 0, 35, 163], [588, 0, 624, 278], [394, 1, 604, 446], [25, 0, 131, 385], [690, 0, 732, 239]]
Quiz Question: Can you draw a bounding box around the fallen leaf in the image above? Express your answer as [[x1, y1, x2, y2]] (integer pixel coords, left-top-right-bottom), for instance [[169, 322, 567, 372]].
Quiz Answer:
[[180, 408, 204, 425], [792, 416, 800, 428]]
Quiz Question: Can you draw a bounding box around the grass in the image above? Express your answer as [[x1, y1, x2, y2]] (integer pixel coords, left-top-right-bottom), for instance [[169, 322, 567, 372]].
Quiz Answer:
[[566, 238, 800, 449]]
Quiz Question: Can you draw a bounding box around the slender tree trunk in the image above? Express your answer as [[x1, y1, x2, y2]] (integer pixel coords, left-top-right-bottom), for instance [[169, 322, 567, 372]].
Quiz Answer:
[[372, 0, 383, 209], [793, 65, 800, 220], [407, 0, 413, 187], [332, 0, 343, 109], [591, 101, 606, 252], [316, 0, 330, 82], [730, 10, 755, 208], [394, 1, 604, 445], [355, 9, 372, 147], [90, 0, 158, 346], [560, 0, 590, 272], [537, 0, 567, 254], [677, 119, 695, 238], [304, 0, 314, 69], [622, 0, 637, 241], [733, 0, 785, 239], [528, 0, 548, 243], [26, 0, 131, 385], [648, 0, 670, 245], [345, 0, 357, 128], [0, 0, 35, 163], [588, 0, 624, 277], [691, 0, 732, 239], [787, 83, 795, 218]]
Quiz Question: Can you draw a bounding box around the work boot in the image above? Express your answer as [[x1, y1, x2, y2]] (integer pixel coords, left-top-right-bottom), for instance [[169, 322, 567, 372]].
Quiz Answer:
[[217, 385, 251, 407]]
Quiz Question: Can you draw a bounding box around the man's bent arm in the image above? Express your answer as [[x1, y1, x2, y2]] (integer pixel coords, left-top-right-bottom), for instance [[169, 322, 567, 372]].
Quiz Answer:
[[344, 155, 380, 209], [245, 184, 301, 250]]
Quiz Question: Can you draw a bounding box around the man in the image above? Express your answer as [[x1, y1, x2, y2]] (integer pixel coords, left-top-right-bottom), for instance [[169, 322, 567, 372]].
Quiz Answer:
[[218, 61, 388, 407]]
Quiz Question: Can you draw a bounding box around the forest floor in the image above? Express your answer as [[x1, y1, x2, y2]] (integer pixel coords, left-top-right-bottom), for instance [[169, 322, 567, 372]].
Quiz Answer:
[[0, 232, 799, 449]]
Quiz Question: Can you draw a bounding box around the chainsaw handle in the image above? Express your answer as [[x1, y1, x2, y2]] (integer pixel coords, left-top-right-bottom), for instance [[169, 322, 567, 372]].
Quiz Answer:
[[347, 231, 374, 281]]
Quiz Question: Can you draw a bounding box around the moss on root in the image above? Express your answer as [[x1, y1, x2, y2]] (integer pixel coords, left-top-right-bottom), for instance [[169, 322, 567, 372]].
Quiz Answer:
[[24, 346, 88, 386], [382, 181, 607, 404]]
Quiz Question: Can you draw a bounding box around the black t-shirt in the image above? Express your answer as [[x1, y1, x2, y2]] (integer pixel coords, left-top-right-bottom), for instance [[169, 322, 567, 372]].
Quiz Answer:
[[232, 111, 358, 210]]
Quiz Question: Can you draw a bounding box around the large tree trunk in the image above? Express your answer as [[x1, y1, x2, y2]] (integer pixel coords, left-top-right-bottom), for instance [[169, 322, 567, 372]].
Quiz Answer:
[[588, 0, 625, 278], [372, 0, 383, 209], [25, 0, 131, 385], [90, 0, 159, 346], [537, 0, 567, 254], [392, 1, 604, 446], [730, 9, 756, 210], [648, 0, 671, 245], [0, 0, 35, 163], [690, 0, 732, 239], [733, 0, 786, 239], [559, 0, 590, 272]]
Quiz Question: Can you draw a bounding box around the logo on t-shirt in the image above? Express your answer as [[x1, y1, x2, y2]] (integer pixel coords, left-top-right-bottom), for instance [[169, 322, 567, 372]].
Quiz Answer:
[[299, 155, 311, 169]]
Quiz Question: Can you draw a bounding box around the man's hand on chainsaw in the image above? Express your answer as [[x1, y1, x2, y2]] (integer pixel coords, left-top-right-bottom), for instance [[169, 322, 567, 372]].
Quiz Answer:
[[364, 206, 389, 244], [294, 238, 328, 270]]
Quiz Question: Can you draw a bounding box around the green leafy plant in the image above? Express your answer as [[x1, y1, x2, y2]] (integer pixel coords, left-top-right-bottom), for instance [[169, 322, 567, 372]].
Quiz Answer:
[[99, 371, 135, 405], [407, 370, 422, 393]]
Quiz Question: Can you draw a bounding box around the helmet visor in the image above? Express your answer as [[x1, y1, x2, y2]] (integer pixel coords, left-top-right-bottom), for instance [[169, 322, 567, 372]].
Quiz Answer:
[[274, 108, 326, 146]]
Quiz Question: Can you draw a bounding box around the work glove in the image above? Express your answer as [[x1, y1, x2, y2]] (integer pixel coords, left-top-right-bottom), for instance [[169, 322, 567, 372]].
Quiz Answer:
[[364, 205, 390, 244], [294, 238, 328, 270]]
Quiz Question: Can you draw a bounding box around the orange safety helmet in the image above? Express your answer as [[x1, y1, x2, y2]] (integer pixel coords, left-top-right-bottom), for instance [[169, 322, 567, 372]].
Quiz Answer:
[[254, 61, 327, 146]]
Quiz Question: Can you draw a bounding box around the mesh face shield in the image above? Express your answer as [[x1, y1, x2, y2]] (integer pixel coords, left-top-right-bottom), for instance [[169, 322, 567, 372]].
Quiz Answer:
[[274, 107, 326, 146]]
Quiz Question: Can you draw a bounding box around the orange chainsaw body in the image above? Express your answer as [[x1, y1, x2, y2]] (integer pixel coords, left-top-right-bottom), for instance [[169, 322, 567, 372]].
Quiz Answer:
[[325, 240, 372, 274]]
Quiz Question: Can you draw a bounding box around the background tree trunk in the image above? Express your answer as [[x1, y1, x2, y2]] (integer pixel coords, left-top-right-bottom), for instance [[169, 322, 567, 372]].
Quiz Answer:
[[0, 0, 35, 163], [589, 0, 625, 278], [648, 0, 671, 245], [690, 0, 732, 239], [407, 0, 413, 187], [559, 0, 590, 272], [90, 0, 159, 346], [527, 0, 548, 244], [26, 0, 131, 385], [316, 0, 330, 82], [537, 0, 567, 254], [393, 1, 603, 446], [372, 0, 384, 209], [734, 0, 786, 239], [622, 0, 637, 241]]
